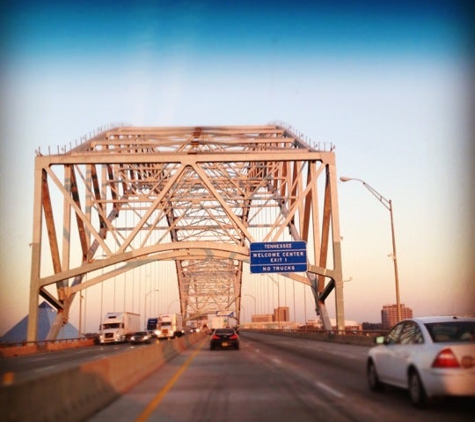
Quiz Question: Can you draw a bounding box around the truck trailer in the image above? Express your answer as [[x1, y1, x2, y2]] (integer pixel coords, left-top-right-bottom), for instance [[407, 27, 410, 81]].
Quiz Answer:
[[154, 313, 184, 339], [99, 312, 140, 344], [210, 315, 237, 330]]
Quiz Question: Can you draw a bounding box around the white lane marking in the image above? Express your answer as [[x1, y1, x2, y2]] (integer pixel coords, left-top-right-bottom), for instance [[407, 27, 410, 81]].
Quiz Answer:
[[292, 342, 367, 359], [271, 358, 282, 365], [316, 381, 345, 398], [28, 356, 51, 362], [33, 365, 58, 373]]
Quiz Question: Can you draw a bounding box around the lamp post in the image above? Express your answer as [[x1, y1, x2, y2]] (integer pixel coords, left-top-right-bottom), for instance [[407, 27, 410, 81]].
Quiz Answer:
[[78, 293, 83, 338], [267, 275, 281, 329], [145, 289, 159, 325], [340, 177, 402, 322], [244, 294, 257, 322], [167, 299, 179, 313]]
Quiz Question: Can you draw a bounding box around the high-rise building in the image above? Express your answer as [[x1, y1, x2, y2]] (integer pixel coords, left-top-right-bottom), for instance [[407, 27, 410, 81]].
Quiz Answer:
[[381, 304, 413, 329]]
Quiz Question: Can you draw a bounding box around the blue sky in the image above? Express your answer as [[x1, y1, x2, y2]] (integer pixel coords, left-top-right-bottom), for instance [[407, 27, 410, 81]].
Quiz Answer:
[[1, 1, 474, 335]]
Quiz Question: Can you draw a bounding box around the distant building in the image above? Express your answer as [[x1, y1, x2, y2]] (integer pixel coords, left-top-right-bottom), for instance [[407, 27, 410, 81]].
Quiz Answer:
[[305, 318, 362, 331], [273, 306, 289, 323], [381, 304, 413, 329], [331, 319, 362, 331], [251, 314, 273, 323], [362, 322, 383, 330]]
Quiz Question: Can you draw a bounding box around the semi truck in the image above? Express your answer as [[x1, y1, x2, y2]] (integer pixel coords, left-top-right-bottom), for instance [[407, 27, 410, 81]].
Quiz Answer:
[[99, 312, 140, 344], [146, 317, 160, 335], [153, 313, 184, 339]]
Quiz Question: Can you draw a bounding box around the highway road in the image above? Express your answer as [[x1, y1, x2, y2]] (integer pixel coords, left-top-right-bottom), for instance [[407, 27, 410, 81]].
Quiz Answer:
[[83, 332, 474, 422]]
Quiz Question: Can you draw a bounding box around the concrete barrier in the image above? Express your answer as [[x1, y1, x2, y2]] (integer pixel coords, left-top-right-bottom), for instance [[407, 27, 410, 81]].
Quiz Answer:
[[0, 333, 206, 422]]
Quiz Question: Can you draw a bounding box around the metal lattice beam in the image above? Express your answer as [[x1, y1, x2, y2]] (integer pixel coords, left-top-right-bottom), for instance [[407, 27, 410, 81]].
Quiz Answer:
[[27, 125, 344, 341]]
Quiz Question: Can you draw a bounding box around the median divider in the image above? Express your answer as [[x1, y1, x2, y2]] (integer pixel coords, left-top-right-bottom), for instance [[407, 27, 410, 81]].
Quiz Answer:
[[0, 332, 206, 422]]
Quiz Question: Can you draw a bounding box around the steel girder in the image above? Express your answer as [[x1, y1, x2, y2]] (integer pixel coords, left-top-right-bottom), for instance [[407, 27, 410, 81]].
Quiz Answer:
[[27, 124, 344, 341]]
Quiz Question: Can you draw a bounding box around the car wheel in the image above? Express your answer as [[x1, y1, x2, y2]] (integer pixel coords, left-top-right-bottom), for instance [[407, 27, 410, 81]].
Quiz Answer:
[[408, 370, 427, 407], [367, 360, 383, 392], [234, 344, 239, 350]]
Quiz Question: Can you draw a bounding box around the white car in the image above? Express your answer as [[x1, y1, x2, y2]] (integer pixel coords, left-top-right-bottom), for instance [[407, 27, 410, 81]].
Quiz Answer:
[[367, 316, 475, 406]]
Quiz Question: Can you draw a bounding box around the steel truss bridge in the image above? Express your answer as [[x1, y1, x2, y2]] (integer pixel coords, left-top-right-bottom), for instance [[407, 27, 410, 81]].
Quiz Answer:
[[27, 124, 344, 341]]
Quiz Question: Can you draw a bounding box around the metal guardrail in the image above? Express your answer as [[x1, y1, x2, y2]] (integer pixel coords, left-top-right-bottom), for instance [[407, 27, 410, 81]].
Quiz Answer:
[[0, 336, 95, 349], [0, 329, 389, 356], [241, 327, 390, 347], [243, 327, 389, 337], [0, 337, 96, 358], [35, 122, 129, 156], [271, 120, 335, 152]]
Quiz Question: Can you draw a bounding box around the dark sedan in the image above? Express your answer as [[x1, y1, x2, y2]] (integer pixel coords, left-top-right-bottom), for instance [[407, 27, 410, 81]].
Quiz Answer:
[[210, 328, 239, 350], [129, 331, 152, 345]]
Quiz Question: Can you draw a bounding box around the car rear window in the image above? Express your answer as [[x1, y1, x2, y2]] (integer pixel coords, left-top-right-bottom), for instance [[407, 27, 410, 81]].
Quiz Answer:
[[215, 329, 235, 335], [425, 321, 475, 343]]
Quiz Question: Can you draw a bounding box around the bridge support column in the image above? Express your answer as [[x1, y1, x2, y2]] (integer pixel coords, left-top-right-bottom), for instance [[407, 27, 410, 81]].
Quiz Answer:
[[27, 243, 41, 342], [27, 164, 44, 342]]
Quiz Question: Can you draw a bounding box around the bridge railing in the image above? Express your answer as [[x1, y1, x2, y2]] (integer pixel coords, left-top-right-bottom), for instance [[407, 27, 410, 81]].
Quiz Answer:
[[0, 337, 95, 357], [242, 327, 389, 346]]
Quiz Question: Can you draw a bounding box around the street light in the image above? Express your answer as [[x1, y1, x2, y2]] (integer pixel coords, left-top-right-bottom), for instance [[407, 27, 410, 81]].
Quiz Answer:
[[244, 294, 257, 321], [167, 299, 179, 313], [340, 176, 402, 322], [267, 275, 281, 329], [78, 293, 83, 338], [145, 289, 159, 323]]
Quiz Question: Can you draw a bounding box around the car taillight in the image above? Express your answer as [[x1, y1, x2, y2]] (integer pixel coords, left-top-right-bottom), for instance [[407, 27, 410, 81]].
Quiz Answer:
[[230, 334, 238, 340], [212, 335, 220, 340], [432, 348, 460, 368]]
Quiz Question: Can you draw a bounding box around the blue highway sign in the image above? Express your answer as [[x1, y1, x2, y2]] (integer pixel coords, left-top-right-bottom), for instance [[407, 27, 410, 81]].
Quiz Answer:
[[250, 241, 307, 274]]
